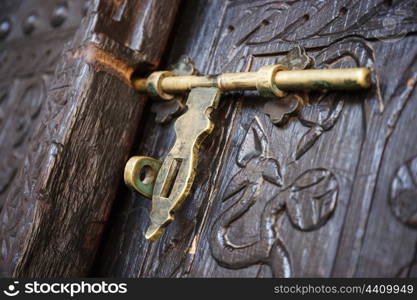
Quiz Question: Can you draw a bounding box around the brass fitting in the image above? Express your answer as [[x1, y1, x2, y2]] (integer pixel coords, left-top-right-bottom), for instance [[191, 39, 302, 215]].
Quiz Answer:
[[132, 65, 371, 99]]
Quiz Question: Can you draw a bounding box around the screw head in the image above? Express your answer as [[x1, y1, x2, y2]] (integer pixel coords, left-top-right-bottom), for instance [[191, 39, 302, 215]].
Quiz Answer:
[[22, 14, 37, 35], [51, 5, 68, 27], [0, 19, 11, 39]]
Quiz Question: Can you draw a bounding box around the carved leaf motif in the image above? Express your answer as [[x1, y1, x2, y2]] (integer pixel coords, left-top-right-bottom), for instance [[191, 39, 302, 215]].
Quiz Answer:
[[295, 126, 323, 160], [222, 168, 251, 201], [298, 94, 344, 129], [277, 46, 313, 70], [390, 156, 417, 228], [224, 158, 283, 201], [283, 168, 338, 231], [223, 117, 271, 202], [261, 158, 282, 186], [262, 94, 302, 126], [320, 100, 344, 131], [237, 117, 268, 167], [295, 96, 344, 160]]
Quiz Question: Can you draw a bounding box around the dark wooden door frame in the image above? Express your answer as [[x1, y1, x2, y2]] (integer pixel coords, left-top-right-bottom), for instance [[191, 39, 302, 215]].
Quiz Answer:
[[0, 0, 180, 277]]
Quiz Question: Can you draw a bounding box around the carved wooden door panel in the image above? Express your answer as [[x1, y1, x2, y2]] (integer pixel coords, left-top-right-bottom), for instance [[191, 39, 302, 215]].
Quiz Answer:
[[95, 0, 417, 277]]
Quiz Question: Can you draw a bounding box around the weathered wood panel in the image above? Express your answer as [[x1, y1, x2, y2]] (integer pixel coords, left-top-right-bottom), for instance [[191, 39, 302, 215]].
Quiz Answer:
[[0, 0, 180, 277], [95, 0, 417, 277], [0, 0, 88, 275], [0, 0, 87, 221]]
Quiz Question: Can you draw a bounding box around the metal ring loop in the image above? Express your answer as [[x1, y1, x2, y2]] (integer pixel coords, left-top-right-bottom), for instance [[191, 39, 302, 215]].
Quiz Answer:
[[146, 71, 175, 100], [124, 156, 161, 199], [256, 64, 287, 97]]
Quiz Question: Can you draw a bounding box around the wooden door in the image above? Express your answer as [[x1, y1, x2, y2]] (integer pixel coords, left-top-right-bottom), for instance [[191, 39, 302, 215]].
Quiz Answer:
[[1, 0, 417, 278], [95, 0, 417, 277]]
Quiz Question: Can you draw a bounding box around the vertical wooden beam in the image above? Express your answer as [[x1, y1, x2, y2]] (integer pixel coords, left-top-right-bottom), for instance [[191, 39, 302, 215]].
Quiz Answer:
[[0, 0, 180, 277]]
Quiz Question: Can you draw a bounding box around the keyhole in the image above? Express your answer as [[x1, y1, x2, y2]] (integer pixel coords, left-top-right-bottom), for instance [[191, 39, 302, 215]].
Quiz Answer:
[[139, 165, 156, 185]]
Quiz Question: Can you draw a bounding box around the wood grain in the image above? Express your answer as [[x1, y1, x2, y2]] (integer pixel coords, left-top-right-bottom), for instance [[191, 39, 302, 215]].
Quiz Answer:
[[0, 0, 180, 277], [0, 0, 88, 276]]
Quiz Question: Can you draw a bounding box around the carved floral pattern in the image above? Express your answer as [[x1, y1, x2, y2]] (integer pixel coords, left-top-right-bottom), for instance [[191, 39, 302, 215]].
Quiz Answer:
[[210, 118, 338, 277], [206, 11, 380, 275]]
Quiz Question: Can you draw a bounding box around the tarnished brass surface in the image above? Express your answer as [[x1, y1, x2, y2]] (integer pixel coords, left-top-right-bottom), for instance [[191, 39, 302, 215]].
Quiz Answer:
[[274, 68, 371, 90], [145, 87, 221, 241], [133, 65, 371, 97], [256, 64, 287, 97], [124, 156, 161, 198], [150, 55, 198, 124], [145, 71, 176, 100]]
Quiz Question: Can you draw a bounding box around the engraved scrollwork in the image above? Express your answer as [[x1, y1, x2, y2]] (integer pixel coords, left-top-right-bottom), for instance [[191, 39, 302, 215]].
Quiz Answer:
[[215, 0, 417, 71]]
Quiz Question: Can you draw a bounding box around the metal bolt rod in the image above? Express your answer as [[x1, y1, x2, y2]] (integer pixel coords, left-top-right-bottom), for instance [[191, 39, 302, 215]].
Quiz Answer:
[[132, 67, 371, 95]]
